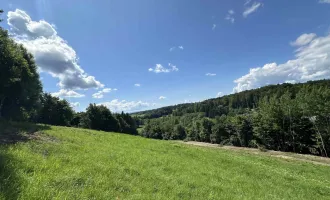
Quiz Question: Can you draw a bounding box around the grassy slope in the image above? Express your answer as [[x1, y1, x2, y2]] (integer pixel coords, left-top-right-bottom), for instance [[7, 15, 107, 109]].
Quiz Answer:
[[1, 124, 330, 200]]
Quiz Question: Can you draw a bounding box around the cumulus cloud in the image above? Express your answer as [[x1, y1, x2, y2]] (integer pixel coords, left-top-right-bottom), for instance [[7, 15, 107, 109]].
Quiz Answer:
[[149, 63, 179, 73], [178, 46, 184, 50], [70, 102, 80, 108], [134, 83, 141, 87], [319, 0, 330, 3], [51, 89, 85, 98], [7, 9, 104, 90], [159, 96, 166, 100], [206, 73, 216, 76], [233, 33, 330, 92], [7, 9, 57, 38], [92, 93, 103, 99], [103, 88, 112, 93], [212, 24, 217, 30], [290, 33, 316, 46], [225, 9, 235, 23], [92, 88, 113, 99], [243, 2, 262, 18], [98, 99, 154, 113], [216, 92, 223, 97]]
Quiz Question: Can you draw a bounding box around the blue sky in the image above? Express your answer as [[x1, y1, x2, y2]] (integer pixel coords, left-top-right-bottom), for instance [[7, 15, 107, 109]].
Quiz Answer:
[[2, 0, 330, 112]]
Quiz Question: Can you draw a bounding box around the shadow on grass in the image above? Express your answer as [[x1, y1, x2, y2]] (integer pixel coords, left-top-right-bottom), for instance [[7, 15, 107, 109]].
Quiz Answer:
[[0, 120, 51, 144], [0, 120, 51, 199], [0, 150, 22, 200]]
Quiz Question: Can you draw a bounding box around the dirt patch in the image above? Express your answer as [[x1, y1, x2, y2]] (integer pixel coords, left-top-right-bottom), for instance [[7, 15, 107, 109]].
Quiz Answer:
[[180, 141, 330, 166], [0, 122, 51, 144], [0, 133, 30, 144], [27, 132, 61, 143], [0, 131, 60, 145]]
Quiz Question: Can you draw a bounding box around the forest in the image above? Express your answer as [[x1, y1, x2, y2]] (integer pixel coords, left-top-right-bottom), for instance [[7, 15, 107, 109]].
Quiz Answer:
[[134, 80, 330, 157]]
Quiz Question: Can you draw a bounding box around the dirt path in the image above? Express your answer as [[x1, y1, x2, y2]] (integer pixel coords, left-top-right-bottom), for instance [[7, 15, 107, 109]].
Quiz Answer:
[[179, 141, 330, 166]]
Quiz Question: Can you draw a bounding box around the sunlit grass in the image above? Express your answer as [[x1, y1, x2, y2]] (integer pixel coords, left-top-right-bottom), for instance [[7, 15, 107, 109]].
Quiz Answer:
[[1, 124, 330, 199]]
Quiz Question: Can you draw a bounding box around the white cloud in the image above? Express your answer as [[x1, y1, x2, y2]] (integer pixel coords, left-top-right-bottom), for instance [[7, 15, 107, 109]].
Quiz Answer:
[[216, 92, 223, 97], [225, 9, 235, 23], [98, 99, 154, 113], [7, 9, 104, 90], [169, 46, 184, 51], [159, 96, 166, 100], [70, 102, 80, 108], [285, 80, 297, 84], [148, 63, 179, 73], [225, 16, 235, 23], [170, 63, 179, 71], [244, 0, 252, 6], [51, 89, 85, 98], [290, 33, 316, 46], [212, 24, 217, 30], [319, 0, 330, 3], [206, 73, 216, 76], [179, 99, 196, 104], [233, 33, 330, 93], [243, 2, 262, 18], [134, 83, 141, 87], [92, 93, 104, 99], [102, 88, 112, 93], [92, 88, 113, 99]]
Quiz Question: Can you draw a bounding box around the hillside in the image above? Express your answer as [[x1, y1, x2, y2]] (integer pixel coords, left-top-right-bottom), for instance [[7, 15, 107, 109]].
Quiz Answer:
[[134, 79, 330, 157], [133, 79, 330, 119], [1, 122, 330, 199]]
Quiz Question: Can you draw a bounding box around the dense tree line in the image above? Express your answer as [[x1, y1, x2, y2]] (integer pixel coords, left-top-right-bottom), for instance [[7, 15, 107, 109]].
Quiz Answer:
[[0, 13, 42, 121], [0, 11, 137, 135], [134, 80, 330, 119], [70, 104, 137, 135], [139, 82, 330, 157]]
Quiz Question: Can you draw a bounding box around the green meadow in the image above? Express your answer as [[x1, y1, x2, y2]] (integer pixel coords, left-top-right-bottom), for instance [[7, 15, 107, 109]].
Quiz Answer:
[[1, 122, 330, 200]]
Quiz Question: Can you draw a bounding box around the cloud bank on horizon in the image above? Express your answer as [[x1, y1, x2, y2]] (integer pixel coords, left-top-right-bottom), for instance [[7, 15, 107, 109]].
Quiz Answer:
[[233, 33, 330, 93]]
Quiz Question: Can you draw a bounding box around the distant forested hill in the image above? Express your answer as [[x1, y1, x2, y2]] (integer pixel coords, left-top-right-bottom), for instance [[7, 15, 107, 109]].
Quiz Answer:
[[133, 79, 330, 119], [134, 80, 330, 157]]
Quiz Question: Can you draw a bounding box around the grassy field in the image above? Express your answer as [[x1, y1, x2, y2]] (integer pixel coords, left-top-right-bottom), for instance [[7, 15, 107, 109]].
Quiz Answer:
[[1, 122, 330, 199]]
